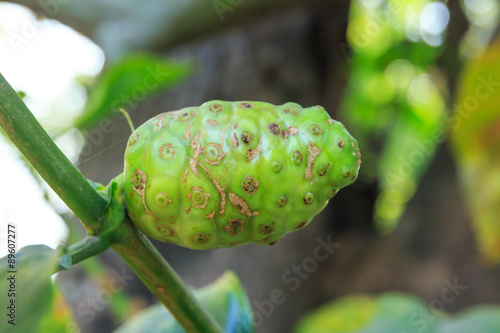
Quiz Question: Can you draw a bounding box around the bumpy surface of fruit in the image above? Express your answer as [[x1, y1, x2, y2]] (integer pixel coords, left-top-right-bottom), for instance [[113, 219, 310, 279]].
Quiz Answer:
[[124, 101, 361, 249]]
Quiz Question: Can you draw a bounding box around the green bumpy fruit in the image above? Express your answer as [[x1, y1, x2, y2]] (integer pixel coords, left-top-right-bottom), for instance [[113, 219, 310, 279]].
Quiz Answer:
[[123, 101, 361, 249]]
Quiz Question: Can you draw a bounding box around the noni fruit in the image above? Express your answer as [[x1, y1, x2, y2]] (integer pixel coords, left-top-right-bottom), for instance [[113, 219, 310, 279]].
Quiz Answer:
[[124, 101, 361, 249]]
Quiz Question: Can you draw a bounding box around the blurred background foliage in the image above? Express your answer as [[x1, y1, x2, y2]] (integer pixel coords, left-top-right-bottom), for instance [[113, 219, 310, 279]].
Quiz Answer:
[[2, 0, 500, 332]]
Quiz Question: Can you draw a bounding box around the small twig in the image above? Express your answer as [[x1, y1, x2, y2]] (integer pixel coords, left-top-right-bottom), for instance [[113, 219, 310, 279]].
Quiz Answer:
[[120, 108, 135, 132]]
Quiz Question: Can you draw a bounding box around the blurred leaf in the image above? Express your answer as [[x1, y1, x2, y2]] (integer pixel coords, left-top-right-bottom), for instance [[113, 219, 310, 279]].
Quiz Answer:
[[76, 53, 193, 130], [450, 38, 500, 264], [437, 307, 500, 333], [114, 270, 254, 333], [294, 293, 500, 333], [342, 0, 447, 233], [294, 293, 433, 333], [0, 245, 60, 333], [39, 286, 78, 333], [376, 76, 446, 232]]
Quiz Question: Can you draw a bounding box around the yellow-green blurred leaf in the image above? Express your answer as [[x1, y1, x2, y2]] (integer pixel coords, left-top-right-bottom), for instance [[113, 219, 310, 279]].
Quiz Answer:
[[294, 293, 433, 333], [450, 38, 500, 264], [39, 287, 78, 333], [294, 293, 500, 333]]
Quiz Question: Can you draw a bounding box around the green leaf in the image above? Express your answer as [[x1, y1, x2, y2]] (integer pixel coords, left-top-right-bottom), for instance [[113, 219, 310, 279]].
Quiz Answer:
[[114, 270, 254, 333], [0, 245, 60, 333], [294, 293, 500, 333], [76, 53, 193, 130], [449, 39, 500, 264]]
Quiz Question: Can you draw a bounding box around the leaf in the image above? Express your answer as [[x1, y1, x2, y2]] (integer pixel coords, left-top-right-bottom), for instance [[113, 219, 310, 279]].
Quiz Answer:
[[76, 53, 193, 130], [293, 293, 433, 333], [375, 81, 446, 233], [341, 1, 448, 234], [38, 286, 78, 333], [294, 293, 500, 333], [449, 39, 500, 264], [437, 306, 500, 333], [0, 245, 61, 333], [114, 270, 254, 333]]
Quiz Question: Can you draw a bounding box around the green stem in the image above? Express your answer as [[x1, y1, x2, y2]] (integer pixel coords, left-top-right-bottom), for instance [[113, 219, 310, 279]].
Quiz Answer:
[[0, 73, 223, 333], [111, 216, 224, 333], [0, 74, 106, 232], [67, 236, 111, 265]]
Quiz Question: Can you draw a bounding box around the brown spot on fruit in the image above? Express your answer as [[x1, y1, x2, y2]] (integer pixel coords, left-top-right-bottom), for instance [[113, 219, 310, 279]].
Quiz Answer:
[[157, 225, 175, 237], [178, 110, 195, 122], [303, 192, 315, 205], [205, 210, 217, 230], [247, 137, 262, 162], [295, 221, 308, 230], [192, 233, 209, 244], [309, 124, 322, 135], [209, 103, 223, 113], [287, 126, 299, 136], [131, 169, 146, 194], [258, 223, 274, 234], [305, 142, 322, 180], [131, 169, 152, 216], [284, 106, 300, 116], [241, 131, 254, 144], [223, 218, 245, 236], [293, 151, 304, 166], [187, 187, 210, 209], [203, 143, 226, 165], [155, 192, 172, 208], [338, 140, 345, 148], [276, 195, 287, 207], [159, 143, 176, 161], [268, 123, 281, 135], [241, 176, 259, 195], [343, 170, 351, 178], [327, 189, 339, 199], [128, 132, 140, 146], [240, 102, 253, 109], [228, 192, 259, 217], [196, 163, 227, 216], [232, 133, 239, 148], [206, 119, 220, 126], [318, 164, 329, 176]]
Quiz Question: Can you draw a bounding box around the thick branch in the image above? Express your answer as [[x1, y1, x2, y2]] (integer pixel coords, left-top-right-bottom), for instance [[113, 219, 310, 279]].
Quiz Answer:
[[0, 73, 223, 333], [0, 73, 107, 231]]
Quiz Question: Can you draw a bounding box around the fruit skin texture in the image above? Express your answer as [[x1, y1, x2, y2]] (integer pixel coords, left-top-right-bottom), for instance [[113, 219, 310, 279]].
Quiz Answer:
[[124, 101, 361, 250]]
